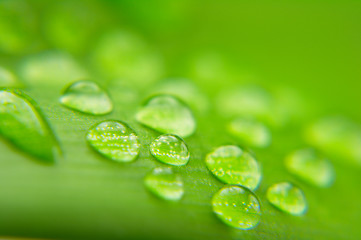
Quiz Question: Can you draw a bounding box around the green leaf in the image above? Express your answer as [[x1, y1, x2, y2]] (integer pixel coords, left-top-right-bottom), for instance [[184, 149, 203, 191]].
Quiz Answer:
[[0, 1, 361, 240]]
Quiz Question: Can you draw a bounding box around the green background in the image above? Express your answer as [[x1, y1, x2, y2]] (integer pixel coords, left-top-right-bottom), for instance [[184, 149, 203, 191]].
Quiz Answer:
[[0, 0, 360, 239]]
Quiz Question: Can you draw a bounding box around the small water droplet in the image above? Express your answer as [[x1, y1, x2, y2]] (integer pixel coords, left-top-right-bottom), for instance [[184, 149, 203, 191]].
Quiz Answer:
[[217, 85, 287, 127], [227, 117, 271, 148], [150, 134, 190, 166], [266, 182, 307, 216], [305, 116, 361, 166], [205, 145, 262, 190], [285, 149, 334, 188], [212, 185, 261, 230], [0, 90, 60, 163], [136, 95, 196, 138], [144, 167, 184, 201], [19, 51, 87, 85], [86, 120, 140, 162], [217, 86, 272, 119], [152, 78, 210, 113], [60, 80, 113, 115]]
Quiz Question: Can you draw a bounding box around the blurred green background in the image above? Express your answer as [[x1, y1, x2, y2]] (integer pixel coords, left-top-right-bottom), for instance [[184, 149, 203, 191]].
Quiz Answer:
[[0, 0, 361, 239]]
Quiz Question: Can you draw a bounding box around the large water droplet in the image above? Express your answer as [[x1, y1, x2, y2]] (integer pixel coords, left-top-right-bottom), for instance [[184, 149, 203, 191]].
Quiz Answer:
[[266, 182, 307, 216], [0, 90, 60, 163], [212, 185, 261, 230], [136, 95, 196, 138], [227, 117, 271, 148], [150, 134, 190, 166], [205, 145, 262, 190], [60, 80, 113, 115], [305, 116, 361, 166], [0, 66, 22, 87], [144, 167, 184, 201], [86, 120, 140, 163], [285, 149, 334, 188]]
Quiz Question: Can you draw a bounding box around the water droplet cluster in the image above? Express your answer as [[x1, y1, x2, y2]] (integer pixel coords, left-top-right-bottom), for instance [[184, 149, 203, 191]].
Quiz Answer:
[[0, 8, 352, 234], [0, 78, 343, 232]]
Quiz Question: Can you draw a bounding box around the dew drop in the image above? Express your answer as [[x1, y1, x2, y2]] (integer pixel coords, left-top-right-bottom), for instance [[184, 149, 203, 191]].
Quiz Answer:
[[60, 80, 113, 115], [216, 85, 286, 127], [152, 78, 210, 114], [217, 86, 272, 119], [86, 120, 140, 162], [144, 167, 184, 201], [136, 95, 196, 138], [0, 90, 60, 163], [150, 134, 190, 166], [205, 145, 262, 190], [212, 185, 261, 230], [227, 117, 271, 148], [266, 182, 307, 216], [285, 149, 334, 188], [19, 51, 87, 85], [305, 116, 361, 166]]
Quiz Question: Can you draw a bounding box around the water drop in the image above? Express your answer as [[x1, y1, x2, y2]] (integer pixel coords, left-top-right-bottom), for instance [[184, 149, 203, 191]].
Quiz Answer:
[[0, 66, 22, 87], [216, 85, 286, 127], [60, 80, 113, 115], [217, 86, 272, 119], [212, 185, 261, 230], [86, 120, 140, 162], [150, 134, 190, 166], [285, 149, 334, 188], [305, 116, 361, 166], [0, 90, 60, 163], [136, 95, 196, 138], [19, 51, 87, 85], [266, 182, 307, 216], [152, 78, 209, 113], [227, 117, 271, 148], [144, 167, 184, 201], [205, 145, 262, 190]]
